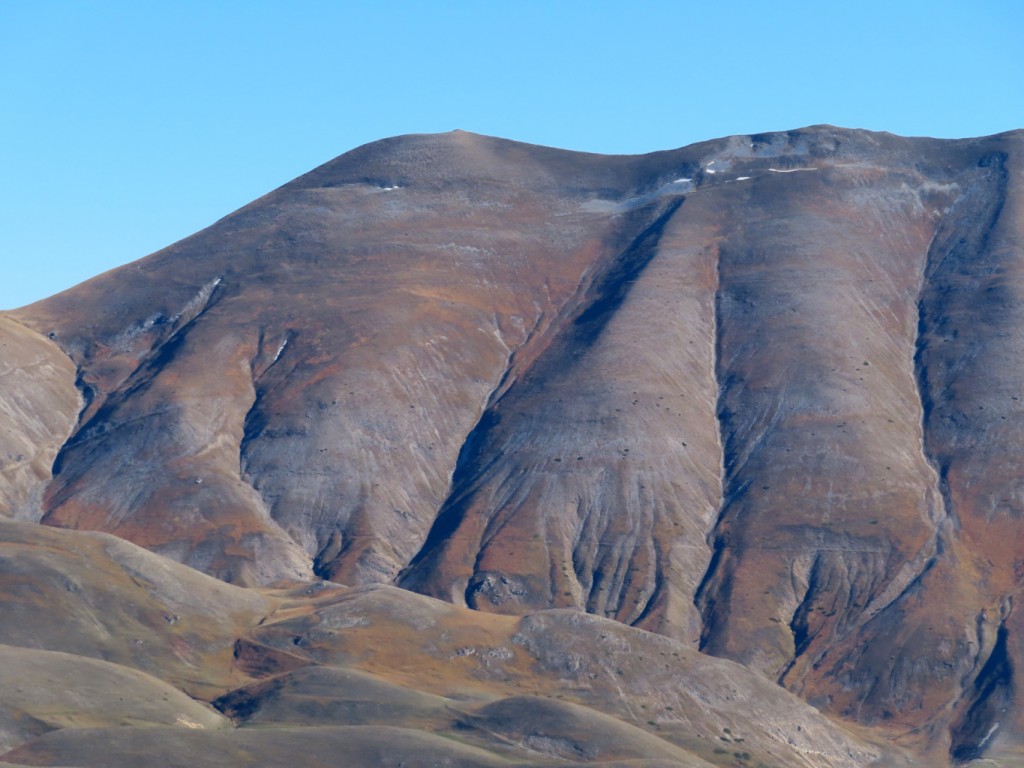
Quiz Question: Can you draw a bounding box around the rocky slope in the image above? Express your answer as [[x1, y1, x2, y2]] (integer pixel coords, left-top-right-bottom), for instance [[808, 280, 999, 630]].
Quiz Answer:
[[1, 125, 1023, 765]]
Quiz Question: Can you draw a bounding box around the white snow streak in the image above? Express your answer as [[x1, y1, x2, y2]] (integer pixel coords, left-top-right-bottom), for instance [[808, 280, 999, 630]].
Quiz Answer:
[[978, 722, 1000, 750], [271, 337, 289, 365]]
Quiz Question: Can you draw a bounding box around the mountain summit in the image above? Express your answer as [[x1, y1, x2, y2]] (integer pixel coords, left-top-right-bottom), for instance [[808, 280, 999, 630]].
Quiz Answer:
[[2, 126, 1023, 766]]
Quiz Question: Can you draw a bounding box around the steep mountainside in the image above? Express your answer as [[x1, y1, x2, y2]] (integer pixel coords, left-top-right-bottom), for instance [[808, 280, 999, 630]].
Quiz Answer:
[[1, 126, 1023, 766]]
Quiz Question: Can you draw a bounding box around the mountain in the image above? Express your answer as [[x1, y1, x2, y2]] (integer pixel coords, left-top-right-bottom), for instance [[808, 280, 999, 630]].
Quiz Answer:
[[1, 125, 1022, 766]]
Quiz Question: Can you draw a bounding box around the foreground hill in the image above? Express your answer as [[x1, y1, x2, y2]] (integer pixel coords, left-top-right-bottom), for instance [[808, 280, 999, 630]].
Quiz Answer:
[[0, 518, 891, 767], [2, 125, 1023, 765]]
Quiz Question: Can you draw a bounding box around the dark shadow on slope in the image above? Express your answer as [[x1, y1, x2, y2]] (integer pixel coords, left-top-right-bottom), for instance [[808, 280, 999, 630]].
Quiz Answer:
[[950, 621, 1014, 763], [571, 197, 685, 348], [394, 411, 503, 579], [48, 281, 226, 484], [398, 197, 687, 598]]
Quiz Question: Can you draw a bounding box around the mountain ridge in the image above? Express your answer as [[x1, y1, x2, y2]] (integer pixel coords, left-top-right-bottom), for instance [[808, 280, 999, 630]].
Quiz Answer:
[[2, 125, 1024, 765]]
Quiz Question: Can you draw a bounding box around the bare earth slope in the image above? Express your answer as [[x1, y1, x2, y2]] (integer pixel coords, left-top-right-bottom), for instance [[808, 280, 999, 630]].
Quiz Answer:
[[3, 126, 1024, 765]]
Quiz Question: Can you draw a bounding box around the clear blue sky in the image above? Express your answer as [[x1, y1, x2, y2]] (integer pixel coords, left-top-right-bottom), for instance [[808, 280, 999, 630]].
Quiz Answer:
[[2, 1, 1022, 310]]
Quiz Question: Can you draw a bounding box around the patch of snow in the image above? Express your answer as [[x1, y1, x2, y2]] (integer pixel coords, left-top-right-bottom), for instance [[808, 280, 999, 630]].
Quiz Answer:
[[271, 337, 289, 365], [768, 167, 817, 173], [919, 180, 960, 194], [979, 722, 999, 750], [672, 178, 692, 184], [166, 276, 222, 328], [705, 169, 717, 174], [381, 185, 401, 191], [735, 176, 751, 181]]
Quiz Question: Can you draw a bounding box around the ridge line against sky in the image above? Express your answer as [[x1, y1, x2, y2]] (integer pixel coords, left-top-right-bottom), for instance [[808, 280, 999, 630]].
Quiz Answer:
[[2, 0, 1022, 310]]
